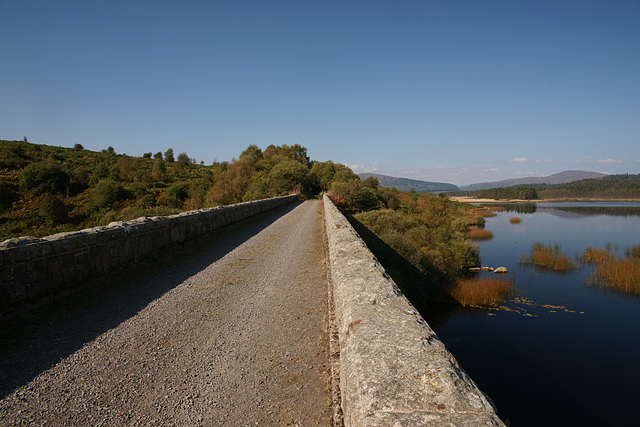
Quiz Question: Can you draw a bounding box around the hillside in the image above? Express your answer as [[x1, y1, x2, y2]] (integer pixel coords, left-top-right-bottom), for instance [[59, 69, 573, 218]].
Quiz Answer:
[[0, 140, 356, 241], [536, 174, 640, 199], [460, 170, 606, 191], [358, 173, 458, 193]]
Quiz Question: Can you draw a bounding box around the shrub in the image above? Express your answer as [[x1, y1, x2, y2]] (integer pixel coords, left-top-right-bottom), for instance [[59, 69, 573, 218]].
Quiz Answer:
[[92, 180, 130, 207], [330, 181, 379, 213], [39, 193, 68, 224], [0, 182, 13, 211], [18, 162, 70, 194]]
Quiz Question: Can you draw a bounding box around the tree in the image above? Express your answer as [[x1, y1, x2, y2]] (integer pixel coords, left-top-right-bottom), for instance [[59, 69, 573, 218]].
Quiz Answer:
[[268, 158, 310, 195], [177, 152, 190, 165], [92, 180, 130, 207], [240, 144, 263, 164], [73, 143, 84, 150], [39, 193, 68, 224], [143, 152, 152, 158], [165, 148, 175, 163], [153, 151, 163, 160], [18, 162, 70, 194]]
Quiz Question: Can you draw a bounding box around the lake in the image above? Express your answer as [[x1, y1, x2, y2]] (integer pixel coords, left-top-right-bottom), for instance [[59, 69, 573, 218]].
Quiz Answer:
[[423, 202, 640, 426]]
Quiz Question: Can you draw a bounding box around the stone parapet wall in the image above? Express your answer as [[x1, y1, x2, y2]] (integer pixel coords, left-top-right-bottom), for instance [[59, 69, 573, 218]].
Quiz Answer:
[[0, 195, 297, 320], [323, 194, 504, 426]]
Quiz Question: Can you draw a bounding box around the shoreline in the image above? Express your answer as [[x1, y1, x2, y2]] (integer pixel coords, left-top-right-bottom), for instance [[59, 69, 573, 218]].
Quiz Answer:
[[449, 196, 640, 204]]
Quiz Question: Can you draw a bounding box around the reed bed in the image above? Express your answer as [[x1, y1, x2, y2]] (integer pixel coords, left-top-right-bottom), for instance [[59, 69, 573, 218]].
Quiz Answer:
[[625, 244, 640, 259], [520, 242, 577, 271], [589, 258, 640, 296], [466, 228, 494, 240], [509, 217, 521, 224], [448, 277, 515, 306], [474, 209, 497, 218], [580, 247, 613, 264], [489, 206, 506, 212]]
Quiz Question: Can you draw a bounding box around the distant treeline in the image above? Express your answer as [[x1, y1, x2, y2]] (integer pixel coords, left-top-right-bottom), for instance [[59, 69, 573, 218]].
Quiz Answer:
[[535, 174, 640, 199], [451, 174, 640, 200]]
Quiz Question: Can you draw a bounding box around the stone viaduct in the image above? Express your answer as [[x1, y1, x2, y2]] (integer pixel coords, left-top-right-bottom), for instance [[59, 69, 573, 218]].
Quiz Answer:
[[0, 194, 503, 426]]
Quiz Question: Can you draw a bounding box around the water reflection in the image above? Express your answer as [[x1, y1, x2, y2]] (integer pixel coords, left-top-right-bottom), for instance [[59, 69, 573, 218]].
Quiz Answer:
[[425, 202, 640, 426]]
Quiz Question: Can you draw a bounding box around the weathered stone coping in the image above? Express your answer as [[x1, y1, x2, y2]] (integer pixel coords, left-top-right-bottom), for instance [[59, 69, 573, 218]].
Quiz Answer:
[[0, 195, 298, 320], [323, 195, 504, 426]]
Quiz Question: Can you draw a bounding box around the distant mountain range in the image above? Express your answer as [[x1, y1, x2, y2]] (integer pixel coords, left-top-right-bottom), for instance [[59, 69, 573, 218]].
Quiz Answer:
[[359, 170, 609, 193], [358, 173, 459, 193], [458, 170, 607, 191]]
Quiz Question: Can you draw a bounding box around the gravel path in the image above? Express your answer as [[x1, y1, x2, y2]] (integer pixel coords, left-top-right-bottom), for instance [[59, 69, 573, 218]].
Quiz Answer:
[[0, 200, 331, 426]]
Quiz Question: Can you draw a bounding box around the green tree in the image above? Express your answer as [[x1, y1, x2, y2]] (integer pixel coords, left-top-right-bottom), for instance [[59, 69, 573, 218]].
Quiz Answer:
[[165, 148, 175, 163], [92, 180, 130, 207], [39, 193, 68, 224], [18, 162, 70, 194]]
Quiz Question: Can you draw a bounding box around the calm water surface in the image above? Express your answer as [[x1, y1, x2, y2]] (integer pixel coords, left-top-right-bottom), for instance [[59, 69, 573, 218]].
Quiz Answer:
[[423, 202, 640, 426]]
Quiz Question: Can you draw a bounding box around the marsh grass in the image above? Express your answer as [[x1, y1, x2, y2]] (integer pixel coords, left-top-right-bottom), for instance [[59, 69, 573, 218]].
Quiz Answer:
[[509, 217, 521, 224], [520, 242, 577, 271], [474, 209, 497, 218], [580, 247, 613, 264], [589, 258, 640, 296], [625, 244, 640, 259], [466, 228, 494, 240], [448, 277, 515, 306]]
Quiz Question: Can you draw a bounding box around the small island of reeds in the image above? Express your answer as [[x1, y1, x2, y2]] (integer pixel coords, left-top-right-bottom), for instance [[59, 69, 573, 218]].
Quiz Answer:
[[509, 217, 522, 224], [581, 245, 640, 296], [520, 242, 577, 272], [466, 228, 494, 240], [447, 277, 515, 306]]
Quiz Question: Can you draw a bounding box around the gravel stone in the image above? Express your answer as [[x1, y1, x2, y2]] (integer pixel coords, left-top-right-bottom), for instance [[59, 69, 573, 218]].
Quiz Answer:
[[0, 200, 331, 426]]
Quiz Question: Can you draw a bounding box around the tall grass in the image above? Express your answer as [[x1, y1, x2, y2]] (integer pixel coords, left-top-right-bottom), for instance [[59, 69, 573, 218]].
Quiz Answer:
[[474, 209, 497, 218], [589, 258, 640, 296], [448, 277, 515, 306], [509, 217, 521, 224], [625, 244, 640, 259], [466, 228, 494, 240], [520, 242, 577, 271], [580, 247, 613, 264]]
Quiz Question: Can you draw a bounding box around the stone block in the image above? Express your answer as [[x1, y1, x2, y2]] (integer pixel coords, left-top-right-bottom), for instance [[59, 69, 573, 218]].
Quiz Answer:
[[323, 195, 505, 426]]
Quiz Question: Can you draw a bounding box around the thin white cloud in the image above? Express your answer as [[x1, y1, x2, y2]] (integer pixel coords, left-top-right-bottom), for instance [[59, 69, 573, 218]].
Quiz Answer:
[[349, 163, 380, 173], [509, 157, 529, 164], [597, 159, 623, 164]]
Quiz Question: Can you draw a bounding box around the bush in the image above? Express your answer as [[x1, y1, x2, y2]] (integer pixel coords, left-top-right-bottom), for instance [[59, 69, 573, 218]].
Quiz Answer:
[[19, 162, 70, 194], [92, 180, 130, 207], [39, 193, 68, 224], [330, 181, 379, 213], [0, 182, 14, 211]]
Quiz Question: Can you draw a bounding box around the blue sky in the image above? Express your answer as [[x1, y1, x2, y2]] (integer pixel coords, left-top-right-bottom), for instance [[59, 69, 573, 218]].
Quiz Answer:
[[2, 0, 639, 186]]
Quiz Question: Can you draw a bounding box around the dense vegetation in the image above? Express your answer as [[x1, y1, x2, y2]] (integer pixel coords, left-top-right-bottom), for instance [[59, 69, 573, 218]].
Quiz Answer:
[[1, 139, 503, 306], [477, 186, 538, 200], [535, 174, 640, 199], [455, 174, 640, 200], [0, 140, 355, 241], [329, 180, 485, 306]]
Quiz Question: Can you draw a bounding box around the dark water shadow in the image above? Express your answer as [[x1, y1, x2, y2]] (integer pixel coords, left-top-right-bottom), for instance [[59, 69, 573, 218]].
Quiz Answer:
[[0, 201, 301, 399]]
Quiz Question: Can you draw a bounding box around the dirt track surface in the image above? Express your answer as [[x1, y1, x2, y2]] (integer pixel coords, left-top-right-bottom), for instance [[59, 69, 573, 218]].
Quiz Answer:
[[0, 200, 331, 426]]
